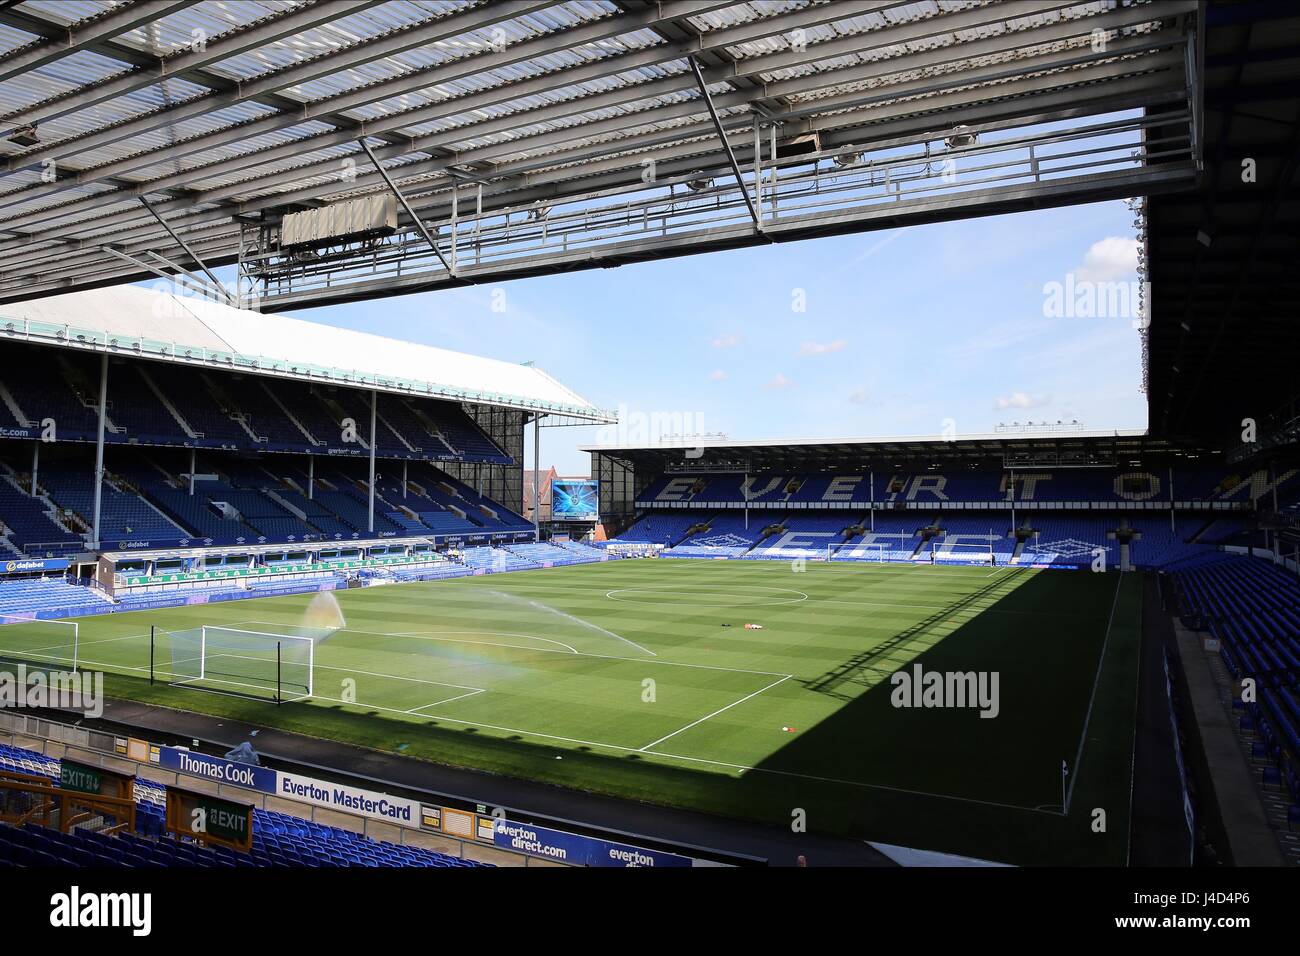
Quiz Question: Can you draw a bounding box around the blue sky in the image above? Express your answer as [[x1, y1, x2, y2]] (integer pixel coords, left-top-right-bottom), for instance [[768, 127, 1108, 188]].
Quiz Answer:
[[292, 198, 1146, 475]]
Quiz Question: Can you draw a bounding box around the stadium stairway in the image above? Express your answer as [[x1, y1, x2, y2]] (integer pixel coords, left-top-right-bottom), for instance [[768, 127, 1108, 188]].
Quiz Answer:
[[552, 540, 609, 561], [504, 542, 602, 566], [371, 476, 482, 536], [405, 463, 530, 531], [1017, 515, 1121, 568], [457, 546, 541, 573], [931, 514, 1017, 562], [0, 342, 515, 465], [612, 512, 708, 547], [1126, 517, 1213, 569], [126, 468, 255, 543], [39, 464, 186, 543], [829, 513, 926, 562], [0, 468, 84, 552], [662, 513, 776, 558]]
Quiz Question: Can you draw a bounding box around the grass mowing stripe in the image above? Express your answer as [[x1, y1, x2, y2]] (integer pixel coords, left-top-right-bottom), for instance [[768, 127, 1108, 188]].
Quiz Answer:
[[45, 559, 1138, 864], [1064, 569, 1125, 815], [639, 675, 793, 752]]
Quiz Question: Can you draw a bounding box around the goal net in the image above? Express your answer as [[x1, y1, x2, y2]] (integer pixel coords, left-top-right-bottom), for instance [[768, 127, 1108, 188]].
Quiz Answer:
[[0, 616, 79, 673], [826, 542, 887, 562], [930, 541, 996, 566], [166, 625, 314, 703]]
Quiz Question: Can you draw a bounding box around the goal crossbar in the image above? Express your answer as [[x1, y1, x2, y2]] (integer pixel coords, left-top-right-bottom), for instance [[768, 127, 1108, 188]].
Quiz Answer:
[[826, 541, 888, 562], [930, 540, 998, 565], [170, 625, 314, 703]]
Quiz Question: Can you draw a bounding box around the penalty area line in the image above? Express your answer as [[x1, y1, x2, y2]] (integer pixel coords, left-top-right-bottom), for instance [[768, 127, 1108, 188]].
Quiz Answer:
[[638, 675, 792, 752], [406, 688, 487, 713]]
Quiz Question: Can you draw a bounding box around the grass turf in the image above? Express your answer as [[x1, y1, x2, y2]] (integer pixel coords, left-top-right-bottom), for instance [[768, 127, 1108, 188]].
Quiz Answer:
[[0, 558, 1141, 864]]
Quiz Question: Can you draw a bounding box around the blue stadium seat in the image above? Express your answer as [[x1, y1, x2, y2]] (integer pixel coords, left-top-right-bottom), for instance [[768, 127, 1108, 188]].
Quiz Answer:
[[0, 742, 492, 869]]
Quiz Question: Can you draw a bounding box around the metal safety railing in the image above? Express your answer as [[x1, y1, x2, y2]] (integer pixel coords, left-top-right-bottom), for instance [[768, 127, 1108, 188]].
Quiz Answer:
[[241, 107, 1196, 310], [0, 771, 137, 837]]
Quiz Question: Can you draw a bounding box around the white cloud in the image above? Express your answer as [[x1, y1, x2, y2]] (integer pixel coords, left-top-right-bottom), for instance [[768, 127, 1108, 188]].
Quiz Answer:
[[848, 388, 869, 405], [798, 340, 847, 356], [1075, 236, 1139, 283], [994, 391, 1051, 410], [709, 369, 727, 381], [711, 333, 742, 349], [764, 373, 794, 390]]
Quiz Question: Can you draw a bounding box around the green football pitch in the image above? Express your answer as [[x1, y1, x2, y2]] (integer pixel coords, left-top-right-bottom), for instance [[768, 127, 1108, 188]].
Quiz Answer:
[[0, 559, 1142, 864]]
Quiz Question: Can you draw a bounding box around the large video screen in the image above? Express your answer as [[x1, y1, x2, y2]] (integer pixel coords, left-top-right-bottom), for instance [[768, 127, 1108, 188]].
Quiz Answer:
[[551, 479, 599, 521]]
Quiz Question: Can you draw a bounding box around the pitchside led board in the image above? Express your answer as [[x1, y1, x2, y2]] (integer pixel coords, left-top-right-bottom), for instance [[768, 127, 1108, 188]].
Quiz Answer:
[[551, 479, 599, 521]]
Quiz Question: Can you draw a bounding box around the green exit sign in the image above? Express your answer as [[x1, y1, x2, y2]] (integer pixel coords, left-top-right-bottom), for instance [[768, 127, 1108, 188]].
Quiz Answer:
[[198, 796, 250, 844], [59, 760, 103, 795]]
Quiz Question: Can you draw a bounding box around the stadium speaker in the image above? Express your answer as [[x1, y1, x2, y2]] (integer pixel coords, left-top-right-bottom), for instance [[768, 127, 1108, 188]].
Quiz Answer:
[[945, 125, 978, 149]]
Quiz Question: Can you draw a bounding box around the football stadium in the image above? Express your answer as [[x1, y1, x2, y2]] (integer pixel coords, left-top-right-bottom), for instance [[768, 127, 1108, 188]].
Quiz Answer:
[[0, 0, 1295, 919]]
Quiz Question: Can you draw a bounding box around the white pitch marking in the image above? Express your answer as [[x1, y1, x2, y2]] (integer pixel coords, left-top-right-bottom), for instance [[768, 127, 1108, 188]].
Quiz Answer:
[[405, 688, 487, 713], [237, 620, 586, 657], [638, 675, 792, 752], [0, 631, 151, 658], [1063, 570, 1126, 814]]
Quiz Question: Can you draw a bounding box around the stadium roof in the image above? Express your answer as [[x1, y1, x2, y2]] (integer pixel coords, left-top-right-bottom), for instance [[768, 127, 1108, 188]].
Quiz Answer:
[[583, 428, 1226, 472], [0, 0, 1200, 310], [1144, 1, 1300, 447], [0, 284, 613, 420]]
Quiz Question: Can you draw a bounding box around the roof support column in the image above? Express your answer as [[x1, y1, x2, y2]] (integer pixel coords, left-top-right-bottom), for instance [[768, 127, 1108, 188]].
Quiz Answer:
[[307, 454, 314, 501], [532, 413, 540, 540], [91, 354, 108, 550], [1168, 466, 1175, 533], [31, 441, 38, 497], [368, 390, 377, 535], [189, 448, 196, 496], [1009, 467, 1015, 533]]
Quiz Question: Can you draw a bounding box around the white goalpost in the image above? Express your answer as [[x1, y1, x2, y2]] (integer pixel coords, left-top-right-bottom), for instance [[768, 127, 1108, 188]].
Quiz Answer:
[[169, 625, 314, 703], [826, 541, 888, 562], [0, 616, 79, 673], [930, 540, 997, 566]]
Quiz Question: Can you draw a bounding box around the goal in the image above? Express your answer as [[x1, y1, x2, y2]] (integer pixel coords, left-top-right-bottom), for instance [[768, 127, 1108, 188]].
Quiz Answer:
[[930, 541, 997, 566], [826, 541, 888, 562], [0, 616, 79, 673], [166, 625, 314, 703]]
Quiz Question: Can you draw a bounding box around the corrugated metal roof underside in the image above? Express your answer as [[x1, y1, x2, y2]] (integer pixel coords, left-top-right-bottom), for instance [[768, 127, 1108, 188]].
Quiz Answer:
[[0, 0, 1195, 300]]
